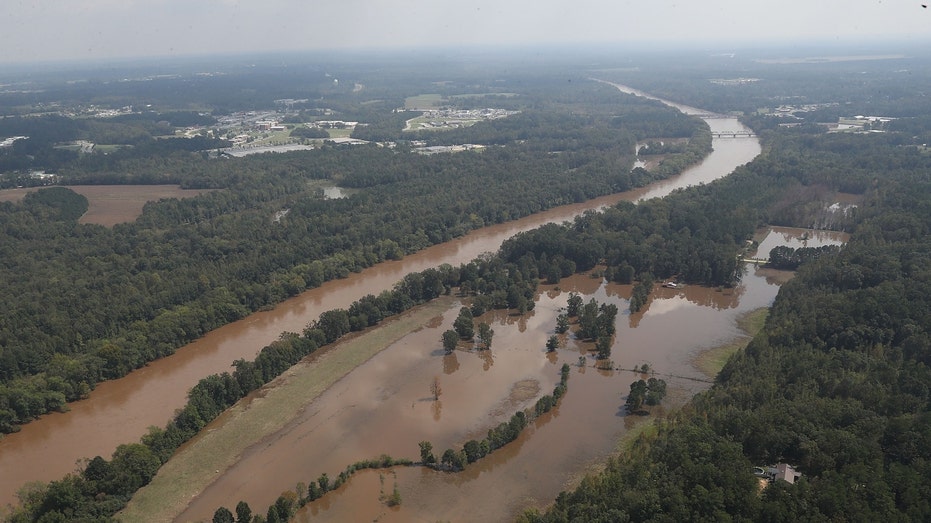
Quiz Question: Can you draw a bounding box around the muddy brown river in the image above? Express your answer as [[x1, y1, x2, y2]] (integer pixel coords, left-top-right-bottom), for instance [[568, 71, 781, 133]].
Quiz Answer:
[[0, 88, 761, 510]]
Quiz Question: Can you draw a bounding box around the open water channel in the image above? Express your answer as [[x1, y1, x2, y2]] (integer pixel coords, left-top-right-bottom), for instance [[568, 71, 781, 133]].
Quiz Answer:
[[2, 85, 766, 515]]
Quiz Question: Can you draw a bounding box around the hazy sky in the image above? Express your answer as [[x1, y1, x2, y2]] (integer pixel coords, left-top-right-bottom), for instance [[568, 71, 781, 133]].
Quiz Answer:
[[1, 0, 929, 64]]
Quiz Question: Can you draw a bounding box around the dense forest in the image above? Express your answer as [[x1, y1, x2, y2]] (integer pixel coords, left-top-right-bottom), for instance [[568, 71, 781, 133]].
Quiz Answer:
[[0, 78, 712, 433]]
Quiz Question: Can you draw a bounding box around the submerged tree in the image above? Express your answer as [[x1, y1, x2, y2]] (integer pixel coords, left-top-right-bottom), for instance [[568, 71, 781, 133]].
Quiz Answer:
[[386, 483, 402, 506], [442, 329, 459, 354], [477, 322, 494, 350], [419, 440, 436, 464], [234, 501, 252, 523], [577, 298, 601, 340], [454, 307, 474, 339], [626, 377, 667, 414], [645, 377, 667, 405], [566, 292, 583, 318], [595, 336, 612, 360], [212, 507, 234, 523], [555, 313, 570, 334], [431, 376, 442, 401], [626, 380, 647, 413]]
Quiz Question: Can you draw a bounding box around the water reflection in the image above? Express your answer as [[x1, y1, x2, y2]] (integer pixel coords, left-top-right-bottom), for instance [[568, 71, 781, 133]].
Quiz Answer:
[[442, 353, 460, 375], [753, 226, 850, 260]]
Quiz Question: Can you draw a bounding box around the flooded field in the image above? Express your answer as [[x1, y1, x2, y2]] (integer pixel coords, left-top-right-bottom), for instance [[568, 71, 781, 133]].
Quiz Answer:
[[175, 264, 786, 522], [0, 185, 214, 226], [753, 226, 850, 260]]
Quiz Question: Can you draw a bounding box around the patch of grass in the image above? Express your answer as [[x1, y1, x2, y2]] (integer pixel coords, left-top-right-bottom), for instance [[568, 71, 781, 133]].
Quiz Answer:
[[448, 92, 519, 99], [325, 127, 354, 138], [94, 144, 131, 153], [617, 418, 661, 453], [119, 296, 457, 523], [404, 93, 444, 110], [694, 307, 769, 378], [251, 128, 293, 146], [737, 307, 769, 335]]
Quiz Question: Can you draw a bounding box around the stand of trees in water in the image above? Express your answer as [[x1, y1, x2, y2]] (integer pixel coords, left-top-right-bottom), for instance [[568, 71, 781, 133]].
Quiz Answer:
[[0, 78, 714, 434]]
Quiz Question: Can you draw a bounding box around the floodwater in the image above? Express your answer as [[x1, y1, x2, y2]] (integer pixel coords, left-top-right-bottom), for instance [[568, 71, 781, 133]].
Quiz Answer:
[[180, 264, 786, 522], [753, 226, 850, 260], [0, 87, 761, 509]]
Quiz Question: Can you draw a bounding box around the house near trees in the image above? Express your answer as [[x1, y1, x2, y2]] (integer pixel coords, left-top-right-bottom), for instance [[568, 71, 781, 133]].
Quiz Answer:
[[753, 463, 802, 484]]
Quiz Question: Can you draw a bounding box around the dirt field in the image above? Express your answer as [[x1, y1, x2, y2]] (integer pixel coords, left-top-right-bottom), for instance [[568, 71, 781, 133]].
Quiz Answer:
[[0, 185, 214, 226]]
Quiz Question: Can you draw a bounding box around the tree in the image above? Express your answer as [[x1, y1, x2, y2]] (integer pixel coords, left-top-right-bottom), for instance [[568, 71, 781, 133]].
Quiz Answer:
[[213, 507, 235, 523], [386, 483, 402, 506], [318, 472, 330, 493], [273, 493, 297, 521], [453, 307, 474, 339], [626, 380, 647, 413], [295, 481, 306, 505], [596, 336, 612, 360], [577, 298, 600, 340], [463, 440, 485, 463], [235, 500, 252, 523], [597, 303, 618, 336], [431, 376, 442, 401], [645, 377, 667, 405], [566, 293, 583, 317], [442, 329, 459, 354], [630, 274, 655, 313], [626, 378, 667, 413], [546, 335, 560, 352], [478, 322, 494, 350], [419, 440, 436, 464], [441, 448, 464, 471], [314, 309, 351, 344], [109, 443, 161, 495], [555, 313, 570, 334]]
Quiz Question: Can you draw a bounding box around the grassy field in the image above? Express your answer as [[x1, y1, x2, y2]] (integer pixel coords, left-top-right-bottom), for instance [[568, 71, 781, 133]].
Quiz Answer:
[[694, 307, 769, 378], [449, 92, 519, 100], [251, 127, 295, 146], [404, 93, 444, 110], [119, 296, 457, 523], [325, 127, 354, 138]]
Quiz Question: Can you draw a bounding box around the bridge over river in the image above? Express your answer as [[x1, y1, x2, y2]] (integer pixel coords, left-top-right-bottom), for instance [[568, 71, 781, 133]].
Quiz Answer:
[[711, 130, 757, 138]]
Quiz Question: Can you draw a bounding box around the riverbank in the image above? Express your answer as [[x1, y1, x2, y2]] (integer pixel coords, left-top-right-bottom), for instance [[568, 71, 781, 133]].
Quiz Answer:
[[119, 296, 457, 522], [693, 307, 769, 378]]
